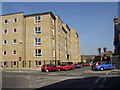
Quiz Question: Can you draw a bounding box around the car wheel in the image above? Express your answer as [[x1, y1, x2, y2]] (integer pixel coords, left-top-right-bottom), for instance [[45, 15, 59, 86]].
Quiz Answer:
[[58, 69, 61, 71], [46, 69, 49, 72], [100, 67, 104, 71]]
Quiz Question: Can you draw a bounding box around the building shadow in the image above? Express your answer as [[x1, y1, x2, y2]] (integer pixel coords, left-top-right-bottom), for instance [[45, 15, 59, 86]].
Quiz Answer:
[[35, 76, 120, 89]]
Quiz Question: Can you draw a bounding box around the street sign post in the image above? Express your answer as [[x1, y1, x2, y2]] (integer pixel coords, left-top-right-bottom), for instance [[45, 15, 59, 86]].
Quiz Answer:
[[18, 57, 22, 71]]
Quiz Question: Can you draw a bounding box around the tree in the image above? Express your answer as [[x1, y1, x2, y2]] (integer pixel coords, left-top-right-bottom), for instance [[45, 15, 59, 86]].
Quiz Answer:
[[98, 48, 101, 54], [103, 47, 107, 53]]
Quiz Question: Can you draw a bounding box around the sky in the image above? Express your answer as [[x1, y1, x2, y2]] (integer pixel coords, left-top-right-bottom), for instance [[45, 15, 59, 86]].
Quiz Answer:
[[1, 2, 119, 55]]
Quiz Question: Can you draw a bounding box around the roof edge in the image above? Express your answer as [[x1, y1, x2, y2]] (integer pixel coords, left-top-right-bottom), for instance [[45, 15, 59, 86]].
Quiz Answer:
[[25, 12, 56, 19], [1, 12, 24, 16]]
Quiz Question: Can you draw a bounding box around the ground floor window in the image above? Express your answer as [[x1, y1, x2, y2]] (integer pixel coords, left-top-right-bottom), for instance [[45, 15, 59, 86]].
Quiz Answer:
[[35, 61, 42, 66], [12, 61, 17, 67], [2, 61, 7, 67]]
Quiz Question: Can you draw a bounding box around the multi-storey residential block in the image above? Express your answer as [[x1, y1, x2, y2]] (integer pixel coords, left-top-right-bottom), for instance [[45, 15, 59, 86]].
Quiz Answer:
[[0, 12, 25, 69], [70, 28, 81, 63], [0, 12, 81, 70]]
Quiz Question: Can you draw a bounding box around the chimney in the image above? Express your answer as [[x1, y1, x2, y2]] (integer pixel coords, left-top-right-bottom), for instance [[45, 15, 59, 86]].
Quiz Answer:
[[114, 16, 119, 25]]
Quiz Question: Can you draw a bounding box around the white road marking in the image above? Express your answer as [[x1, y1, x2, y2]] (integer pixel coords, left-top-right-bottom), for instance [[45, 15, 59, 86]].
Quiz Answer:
[[106, 72, 109, 75], [106, 71, 111, 75], [94, 77, 101, 84], [102, 78, 107, 83]]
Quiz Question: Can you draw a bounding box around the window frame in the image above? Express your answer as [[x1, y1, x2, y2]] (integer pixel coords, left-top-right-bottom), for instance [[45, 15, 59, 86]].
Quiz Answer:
[[34, 38, 42, 46], [52, 28, 55, 35], [12, 61, 17, 67], [35, 61, 42, 66], [34, 16, 42, 24], [13, 18, 18, 23], [4, 19, 8, 24], [13, 28, 17, 34], [34, 27, 42, 34], [12, 50, 17, 55], [13, 39, 17, 44], [3, 40, 8, 45], [3, 51, 7, 56], [2, 61, 7, 67], [3, 29, 8, 34], [34, 49, 42, 57]]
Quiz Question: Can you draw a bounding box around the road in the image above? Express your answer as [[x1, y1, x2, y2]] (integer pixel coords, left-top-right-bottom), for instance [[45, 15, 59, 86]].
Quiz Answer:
[[2, 66, 120, 89]]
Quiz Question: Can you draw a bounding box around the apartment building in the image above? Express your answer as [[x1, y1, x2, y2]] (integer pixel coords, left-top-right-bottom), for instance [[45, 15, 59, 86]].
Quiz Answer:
[[0, 12, 25, 69], [0, 12, 81, 70], [70, 28, 81, 63]]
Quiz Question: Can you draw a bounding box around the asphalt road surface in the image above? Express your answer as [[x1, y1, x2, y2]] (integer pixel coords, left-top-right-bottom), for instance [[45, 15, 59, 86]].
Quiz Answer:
[[2, 66, 120, 89]]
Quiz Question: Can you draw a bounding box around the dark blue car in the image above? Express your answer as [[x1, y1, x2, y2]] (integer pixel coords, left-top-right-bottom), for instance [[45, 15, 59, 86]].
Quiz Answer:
[[92, 61, 116, 71], [75, 64, 82, 68]]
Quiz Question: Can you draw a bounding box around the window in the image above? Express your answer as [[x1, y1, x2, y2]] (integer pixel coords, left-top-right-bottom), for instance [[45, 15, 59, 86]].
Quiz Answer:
[[13, 29, 17, 33], [13, 18, 18, 23], [12, 61, 17, 67], [2, 62, 7, 67], [13, 39, 17, 44], [4, 20, 8, 24], [52, 19, 54, 25], [35, 27, 41, 34], [35, 49, 42, 57], [52, 49, 55, 57], [52, 28, 55, 35], [13, 50, 17, 55], [3, 51, 7, 56], [52, 39, 55, 46], [35, 38, 41, 46], [34, 16, 41, 23], [35, 61, 41, 66], [3, 30, 8, 34], [3, 40, 8, 45]]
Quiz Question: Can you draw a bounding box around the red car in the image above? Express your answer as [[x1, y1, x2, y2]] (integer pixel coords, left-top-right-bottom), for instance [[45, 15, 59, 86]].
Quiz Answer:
[[41, 64, 59, 72], [57, 64, 71, 71], [82, 62, 90, 67], [67, 64, 75, 69]]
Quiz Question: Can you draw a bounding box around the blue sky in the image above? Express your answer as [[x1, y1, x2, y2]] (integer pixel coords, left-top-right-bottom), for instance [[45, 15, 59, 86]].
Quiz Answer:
[[2, 2, 118, 55]]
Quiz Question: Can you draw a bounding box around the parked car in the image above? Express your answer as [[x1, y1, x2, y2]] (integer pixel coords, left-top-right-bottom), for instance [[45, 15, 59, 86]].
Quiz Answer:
[[92, 61, 116, 71], [74, 64, 82, 68], [41, 64, 60, 72], [82, 62, 90, 67], [67, 64, 75, 69], [57, 64, 72, 71]]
